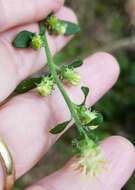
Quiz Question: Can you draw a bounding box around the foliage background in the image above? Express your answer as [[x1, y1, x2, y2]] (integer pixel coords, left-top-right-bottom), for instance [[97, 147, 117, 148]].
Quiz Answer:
[[15, 0, 135, 189]]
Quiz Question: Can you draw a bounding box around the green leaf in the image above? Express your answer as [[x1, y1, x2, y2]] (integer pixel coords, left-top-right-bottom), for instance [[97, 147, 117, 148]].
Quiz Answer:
[[87, 113, 104, 126], [81, 86, 89, 105], [15, 77, 42, 94], [13, 31, 35, 48], [50, 120, 71, 134], [69, 59, 83, 68], [59, 20, 80, 35], [39, 22, 45, 36]]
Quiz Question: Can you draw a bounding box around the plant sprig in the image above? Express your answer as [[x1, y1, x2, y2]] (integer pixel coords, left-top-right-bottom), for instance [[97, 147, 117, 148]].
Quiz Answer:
[[12, 14, 106, 177]]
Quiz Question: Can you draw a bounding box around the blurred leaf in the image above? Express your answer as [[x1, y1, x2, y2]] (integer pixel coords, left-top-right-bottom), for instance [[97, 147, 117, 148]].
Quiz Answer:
[[15, 77, 42, 94], [59, 20, 80, 35], [69, 59, 83, 68], [50, 120, 71, 134], [109, 14, 124, 37], [13, 31, 35, 48], [81, 86, 89, 105], [128, 64, 135, 85]]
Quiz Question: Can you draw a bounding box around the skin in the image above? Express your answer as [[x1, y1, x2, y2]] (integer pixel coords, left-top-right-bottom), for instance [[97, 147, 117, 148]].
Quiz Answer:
[[0, 0, 134, 189]]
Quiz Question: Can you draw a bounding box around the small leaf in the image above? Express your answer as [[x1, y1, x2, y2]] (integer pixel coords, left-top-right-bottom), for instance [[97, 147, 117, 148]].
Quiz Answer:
[[13, 31, 35, 48], [59, 20, 80, 35], [50, 120, 71, 134], [69, 59, 83, 68], [39, 22, 45, 36], [81, 86, 89, 105], [87, 113, 104, 126], [15, 77, 42, 94]]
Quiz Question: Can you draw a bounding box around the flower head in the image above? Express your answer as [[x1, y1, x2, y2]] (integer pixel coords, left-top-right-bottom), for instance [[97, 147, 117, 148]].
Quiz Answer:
[[31, 35, 43, 49], [72, 139, 106, 177], [46, 15, 67, 35], [60, 67, 81, 86], [47, 15, 58, 28], [54, 22, 68, 35], [37, 76, 54, 96]]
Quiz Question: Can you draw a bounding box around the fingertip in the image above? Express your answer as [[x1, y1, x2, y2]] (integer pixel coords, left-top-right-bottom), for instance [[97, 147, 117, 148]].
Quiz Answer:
[[98, 52, 120, 82], [78, 52, 120, 105], [53, 0, 65, 12], [86, 52, 120, 85], [56, 6, 78, 23], [101, 135, 135, 166], [26, 185, 43, 190], [102, 135, 135, 154], [0, 0, 65, 32], [102, 135, 135, 169], [100, 135, 135, 189]]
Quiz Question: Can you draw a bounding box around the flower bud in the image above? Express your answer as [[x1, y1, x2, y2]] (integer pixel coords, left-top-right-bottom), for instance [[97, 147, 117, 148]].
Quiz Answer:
[[37, 76, 54, 97], [60, 67, 80, 86], [72, 139, 106, 177], [31, 35, 43, 49]]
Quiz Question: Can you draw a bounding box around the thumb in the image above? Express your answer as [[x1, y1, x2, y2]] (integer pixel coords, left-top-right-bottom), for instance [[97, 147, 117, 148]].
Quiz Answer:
[[26, 136, 135, 190]]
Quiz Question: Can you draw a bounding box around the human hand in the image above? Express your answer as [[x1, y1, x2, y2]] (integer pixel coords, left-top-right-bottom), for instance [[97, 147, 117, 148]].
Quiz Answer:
[[0, 1, 134, 189]]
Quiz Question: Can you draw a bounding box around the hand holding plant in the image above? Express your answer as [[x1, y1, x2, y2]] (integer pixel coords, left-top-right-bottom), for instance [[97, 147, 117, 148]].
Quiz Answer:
[[0, 1, 134, 190]]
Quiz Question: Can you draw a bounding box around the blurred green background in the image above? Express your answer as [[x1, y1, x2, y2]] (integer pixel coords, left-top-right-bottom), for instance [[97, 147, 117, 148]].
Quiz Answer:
[[15, 0, 135, 189]]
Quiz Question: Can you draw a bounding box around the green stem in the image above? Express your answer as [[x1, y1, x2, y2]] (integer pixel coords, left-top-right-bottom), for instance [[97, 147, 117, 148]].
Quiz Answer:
[[42, 32, 87, 137]]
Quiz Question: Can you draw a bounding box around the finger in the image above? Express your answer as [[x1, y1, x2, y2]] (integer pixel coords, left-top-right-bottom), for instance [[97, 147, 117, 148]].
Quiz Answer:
[[0, 0, 64, 32], [0, 52, 120, 189], [26, 136, 135, 190], [0, 6, 77, 102]]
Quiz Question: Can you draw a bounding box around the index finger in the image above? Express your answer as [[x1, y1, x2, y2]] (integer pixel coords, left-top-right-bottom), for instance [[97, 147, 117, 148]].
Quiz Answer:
[[0, 0, 64, 32]]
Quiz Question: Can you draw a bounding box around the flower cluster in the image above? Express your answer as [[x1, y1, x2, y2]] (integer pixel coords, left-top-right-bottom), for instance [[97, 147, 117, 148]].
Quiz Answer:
[[46, 15, 68, 35], [72, 139, 106, 177], [37, 65, 81, 97], [31, 35, 43, 49], [37, 76, 54, 96]]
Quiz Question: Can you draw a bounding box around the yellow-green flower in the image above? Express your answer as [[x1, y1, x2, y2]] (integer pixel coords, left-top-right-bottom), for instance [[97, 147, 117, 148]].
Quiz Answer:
[[72, 139, 106, 177], [77, 106, 103, 129], [60, 67, 81, 86], [37, 76, 54, 96], [31, 35, 43, 49], [47, 15, 67, 35], [55, 22, 68, 35], [47, 15, 58, 28]]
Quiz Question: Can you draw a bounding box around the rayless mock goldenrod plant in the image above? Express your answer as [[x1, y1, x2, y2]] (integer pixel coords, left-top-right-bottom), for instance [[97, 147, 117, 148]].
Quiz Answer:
[[13, 14, 106, 177]]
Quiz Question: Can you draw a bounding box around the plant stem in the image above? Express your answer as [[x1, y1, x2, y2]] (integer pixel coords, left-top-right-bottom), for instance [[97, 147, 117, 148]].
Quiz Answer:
[[42, 32, 87, 138]]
